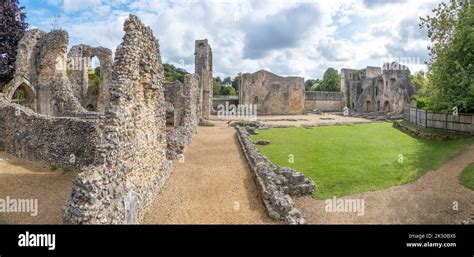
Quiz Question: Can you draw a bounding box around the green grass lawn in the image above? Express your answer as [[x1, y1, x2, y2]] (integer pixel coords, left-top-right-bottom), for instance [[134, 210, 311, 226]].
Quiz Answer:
[[460, 163, 474, 190], [251, 122, 473, 199]]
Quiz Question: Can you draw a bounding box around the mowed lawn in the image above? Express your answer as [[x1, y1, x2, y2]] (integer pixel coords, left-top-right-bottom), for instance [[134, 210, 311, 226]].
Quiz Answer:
[[460, 163, 474, 190], [251, 122, 473, 199]]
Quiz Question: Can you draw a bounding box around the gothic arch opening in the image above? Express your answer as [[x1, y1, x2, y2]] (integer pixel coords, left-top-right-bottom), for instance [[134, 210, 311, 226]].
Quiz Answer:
[[11, 83, 36, 111]]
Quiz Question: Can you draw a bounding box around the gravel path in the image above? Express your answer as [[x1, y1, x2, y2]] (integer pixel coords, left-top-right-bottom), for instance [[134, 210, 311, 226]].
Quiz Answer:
[[143, 121, 277, 224], [0, 151, 75, 224], [296, 144, 474, 224]]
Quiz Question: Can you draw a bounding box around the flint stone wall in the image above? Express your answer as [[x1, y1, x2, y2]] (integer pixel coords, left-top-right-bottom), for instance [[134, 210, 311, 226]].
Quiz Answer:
[[0, 98, 99, 168], [239, 70, 304, 115], [165, 74, 200, 160], [6, 29, 87, 117], [67, 44, 113, 112], [63, 15, 172, 224], [195, 39, 212, 120], [236, 126, 314, 224], [304, 91, 343, 112], [164, 81, 185, 126]]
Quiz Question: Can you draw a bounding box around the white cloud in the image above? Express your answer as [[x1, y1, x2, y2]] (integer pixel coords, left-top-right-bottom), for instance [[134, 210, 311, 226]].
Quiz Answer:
[[24, 0, 442, 80], [63, 0, 102, 12]]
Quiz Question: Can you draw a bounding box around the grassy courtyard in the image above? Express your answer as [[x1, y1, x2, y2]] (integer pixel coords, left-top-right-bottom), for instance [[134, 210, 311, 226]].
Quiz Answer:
[[251, 122, 473, 199], [460, 163, 474, 190]]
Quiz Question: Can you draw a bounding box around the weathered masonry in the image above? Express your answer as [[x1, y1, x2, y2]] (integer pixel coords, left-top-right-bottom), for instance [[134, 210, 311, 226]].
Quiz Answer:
[[195, 39, 213, 120], [341, 62, 416, 113], [63, 15, 173, 224], [2, 29, 86, 116], [164, 74, 200, 160], [304, 91, 343, 112], [67, 44, 113, 112], [239, 70, 305, 115]]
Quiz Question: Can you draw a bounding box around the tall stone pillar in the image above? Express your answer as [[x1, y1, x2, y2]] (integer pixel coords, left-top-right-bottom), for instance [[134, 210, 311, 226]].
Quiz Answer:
[[194, 39, 213, 120]]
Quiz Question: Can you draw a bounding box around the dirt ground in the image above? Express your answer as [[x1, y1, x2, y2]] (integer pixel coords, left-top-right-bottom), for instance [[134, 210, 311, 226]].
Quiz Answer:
[[0, 151, 75, 224], [1, 112, 472, 225], [211, 113, 370, 127], [295, 144, 474, 224], [143, 120, 277, 224]]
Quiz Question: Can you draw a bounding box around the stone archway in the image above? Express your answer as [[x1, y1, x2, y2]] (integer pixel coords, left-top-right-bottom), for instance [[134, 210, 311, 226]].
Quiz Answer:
[[67, 44, 112, 112], [384, 100, 390, 113], [5, 76, 37, 111]]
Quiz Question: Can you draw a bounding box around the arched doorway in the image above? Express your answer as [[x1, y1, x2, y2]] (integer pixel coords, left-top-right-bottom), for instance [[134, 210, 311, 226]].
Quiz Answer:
[[5, 77, 37, 112], [383, 101, 390, 112]]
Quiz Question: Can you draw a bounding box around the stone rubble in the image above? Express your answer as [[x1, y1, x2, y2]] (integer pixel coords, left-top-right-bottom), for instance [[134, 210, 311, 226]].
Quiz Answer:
[[235, 126, 315, 224]]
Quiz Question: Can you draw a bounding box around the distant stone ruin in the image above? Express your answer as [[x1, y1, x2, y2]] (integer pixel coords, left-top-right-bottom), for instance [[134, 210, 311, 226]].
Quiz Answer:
[[239, 70, 305, 115], [341, 62, 416, 113], [237, 62, 416, 116]]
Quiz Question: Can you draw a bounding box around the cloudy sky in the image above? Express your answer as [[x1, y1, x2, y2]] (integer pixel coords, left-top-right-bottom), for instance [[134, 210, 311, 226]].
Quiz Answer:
[[22, 0, 441, 80]]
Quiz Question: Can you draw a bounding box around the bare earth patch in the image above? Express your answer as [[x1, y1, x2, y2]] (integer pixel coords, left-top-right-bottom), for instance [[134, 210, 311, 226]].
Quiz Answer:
[[143, 121, 278, 224], [0, 152, 75, 224], [295, 144, 474, 224], [211, 113, 370, 127]]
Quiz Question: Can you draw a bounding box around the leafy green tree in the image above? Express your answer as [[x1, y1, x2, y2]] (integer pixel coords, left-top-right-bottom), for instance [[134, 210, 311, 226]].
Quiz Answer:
[[163, 63, 189, 83], [305, 79, 315, 91], [88, 67, 101, 95], [221, 86, 236, 96], [409, 71, 428, 92], [222, 76, 232, 86], [410, 71, 430, 109], [317, 68, 340, 92], [420, 0, 474, 112], [232, 74, 241, 91], [213, 77, 222, 95], [0, 0, 28, 87], [311, 79, 321, 91]]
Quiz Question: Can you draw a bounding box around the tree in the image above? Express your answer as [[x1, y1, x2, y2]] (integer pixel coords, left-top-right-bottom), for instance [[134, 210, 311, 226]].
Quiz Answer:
[[222, 76, 232, 86], [231, 74, 241, 91], [163, 63, 188, 83], [420, 0, 474, 112], [305, 79, 320, 91], [311, 79, 321, 91], [0, 0, 28, 87], [221, 86, 236, 96], [317, 68, 340, 92], [213, 77, 222, 95], [409, 71, 430, 109], [305, 79, 315, 91], [409, 71, 428, 92]]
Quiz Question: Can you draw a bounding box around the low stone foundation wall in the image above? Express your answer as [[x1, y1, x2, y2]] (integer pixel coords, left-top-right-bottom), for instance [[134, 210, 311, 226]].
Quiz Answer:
[[393, 120, 468, 141], [235, 126, 314, 224], [0, 100, 99, 168]]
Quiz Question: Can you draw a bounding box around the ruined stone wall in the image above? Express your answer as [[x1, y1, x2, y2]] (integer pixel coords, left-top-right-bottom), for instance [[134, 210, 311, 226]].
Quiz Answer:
[[304, 91, 343, 112], [341, 62, 415, 113], [0, 98, 99, 168], [67, 44, 113, 112], [236, 125, 314, 224], [5, 29, 87, 116], [195, 39, 212, 120], [239, 70, 304, 115], [166, 74, 200, 160], [164, 81, 185, 126], [63, 15, 172, 224]]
